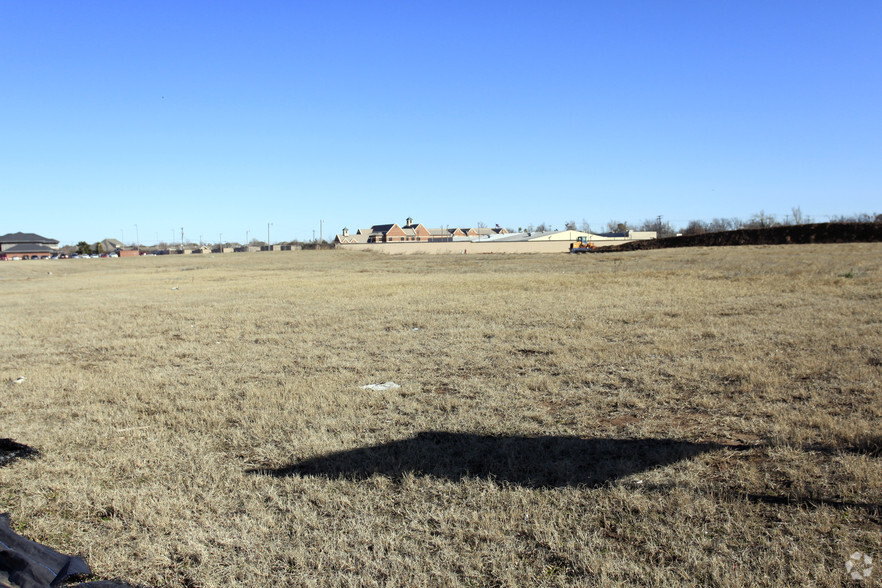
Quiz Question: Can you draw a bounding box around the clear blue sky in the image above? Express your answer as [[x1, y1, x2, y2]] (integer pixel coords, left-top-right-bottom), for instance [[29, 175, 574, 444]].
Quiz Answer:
[[3, 1, 880, 245]]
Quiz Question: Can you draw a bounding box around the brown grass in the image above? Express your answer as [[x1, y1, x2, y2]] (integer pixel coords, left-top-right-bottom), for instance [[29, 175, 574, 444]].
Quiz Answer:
[[1, 244, 880, 586]]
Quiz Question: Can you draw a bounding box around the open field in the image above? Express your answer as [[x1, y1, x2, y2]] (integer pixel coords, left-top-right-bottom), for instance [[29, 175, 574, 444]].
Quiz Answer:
[[1, 245, 880, 586]]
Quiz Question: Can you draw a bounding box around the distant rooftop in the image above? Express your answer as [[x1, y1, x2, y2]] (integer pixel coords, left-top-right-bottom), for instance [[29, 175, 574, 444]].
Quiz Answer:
[[0, 232, 59, 244]]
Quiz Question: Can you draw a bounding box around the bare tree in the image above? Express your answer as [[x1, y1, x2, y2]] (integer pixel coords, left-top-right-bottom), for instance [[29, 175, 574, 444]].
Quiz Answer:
[[535, 223, 548, 232], [707, 217, 739, 232], [606, 220, 631, 233], [830, 212, 876, 223], [681, 220, 707, 236], [639, 217, 674, 238], [794, 207, 813, 224], [746, 210, 776, 229], [564, 220, 577, 230]]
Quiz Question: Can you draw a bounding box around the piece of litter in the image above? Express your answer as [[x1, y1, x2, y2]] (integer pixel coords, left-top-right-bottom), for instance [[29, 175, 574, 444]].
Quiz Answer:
[[13, 377, 25, 384], [361, 382, 400, 391], [412, 327, 419, 331], [171, 286, 179, 290]]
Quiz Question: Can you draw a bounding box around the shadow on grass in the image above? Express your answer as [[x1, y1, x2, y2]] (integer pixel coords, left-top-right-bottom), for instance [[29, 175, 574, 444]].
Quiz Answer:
[[742, 493, 881, 514], [642, 483, 882, 515], [839, 435, 882, 458], [247, 432, 721, 488], [0, 439, 38, 468]]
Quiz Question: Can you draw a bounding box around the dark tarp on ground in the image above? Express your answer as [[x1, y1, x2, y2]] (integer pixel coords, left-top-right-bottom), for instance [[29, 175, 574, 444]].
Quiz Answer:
[[0, 512, 91, 587], [1, 513, 132, 588], [1, 441, 133, 587]]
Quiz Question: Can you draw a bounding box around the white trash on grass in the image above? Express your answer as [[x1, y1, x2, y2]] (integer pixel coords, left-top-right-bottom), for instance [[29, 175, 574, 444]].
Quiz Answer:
[[361, 382, 400, 391]]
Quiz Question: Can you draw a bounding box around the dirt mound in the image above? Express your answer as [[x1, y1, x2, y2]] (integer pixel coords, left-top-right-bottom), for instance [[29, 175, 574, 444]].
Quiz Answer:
[[598, 222, 882, 253]]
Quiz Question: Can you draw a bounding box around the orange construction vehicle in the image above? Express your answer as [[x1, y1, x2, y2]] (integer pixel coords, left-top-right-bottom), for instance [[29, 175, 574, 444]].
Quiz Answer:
[[569, 236, 597, 253]]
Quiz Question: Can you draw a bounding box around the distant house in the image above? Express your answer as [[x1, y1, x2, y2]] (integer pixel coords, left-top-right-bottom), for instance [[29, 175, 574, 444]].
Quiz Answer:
[[427, 228, 453, 240], [368, 223, 406, 243], [100, 238, 124, 253], [0, 232, 60, 259], [335, 228, 370, 244], [335, 219, 508, 244], [401, 218, 433, 241], [455, 226, 509, 238]]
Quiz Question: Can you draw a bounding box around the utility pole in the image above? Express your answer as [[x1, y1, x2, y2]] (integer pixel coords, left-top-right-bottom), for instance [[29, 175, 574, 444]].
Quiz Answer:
[[267, 223, 273, 249], [219, 233, 222, 250], [181, 228, 184, 249], [319, 219, 323, 243]]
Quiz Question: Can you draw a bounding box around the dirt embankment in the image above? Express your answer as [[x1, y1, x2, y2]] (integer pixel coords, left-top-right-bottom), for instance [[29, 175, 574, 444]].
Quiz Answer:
[[598, 222, 882, 253]]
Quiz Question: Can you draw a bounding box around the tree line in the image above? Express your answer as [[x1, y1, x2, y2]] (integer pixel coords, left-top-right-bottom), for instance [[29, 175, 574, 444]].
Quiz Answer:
[[512, 208, 880, 239]]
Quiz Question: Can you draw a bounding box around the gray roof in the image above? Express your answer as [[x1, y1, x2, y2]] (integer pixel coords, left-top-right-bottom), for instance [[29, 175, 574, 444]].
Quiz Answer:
[[0, 232, 59, 244], [491, 231, 555, 242], [2, 243, 57, 254]]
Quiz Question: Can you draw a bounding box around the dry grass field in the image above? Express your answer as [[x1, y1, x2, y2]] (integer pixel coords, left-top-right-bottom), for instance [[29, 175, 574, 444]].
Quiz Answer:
[[1, 244, 880, 586]]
